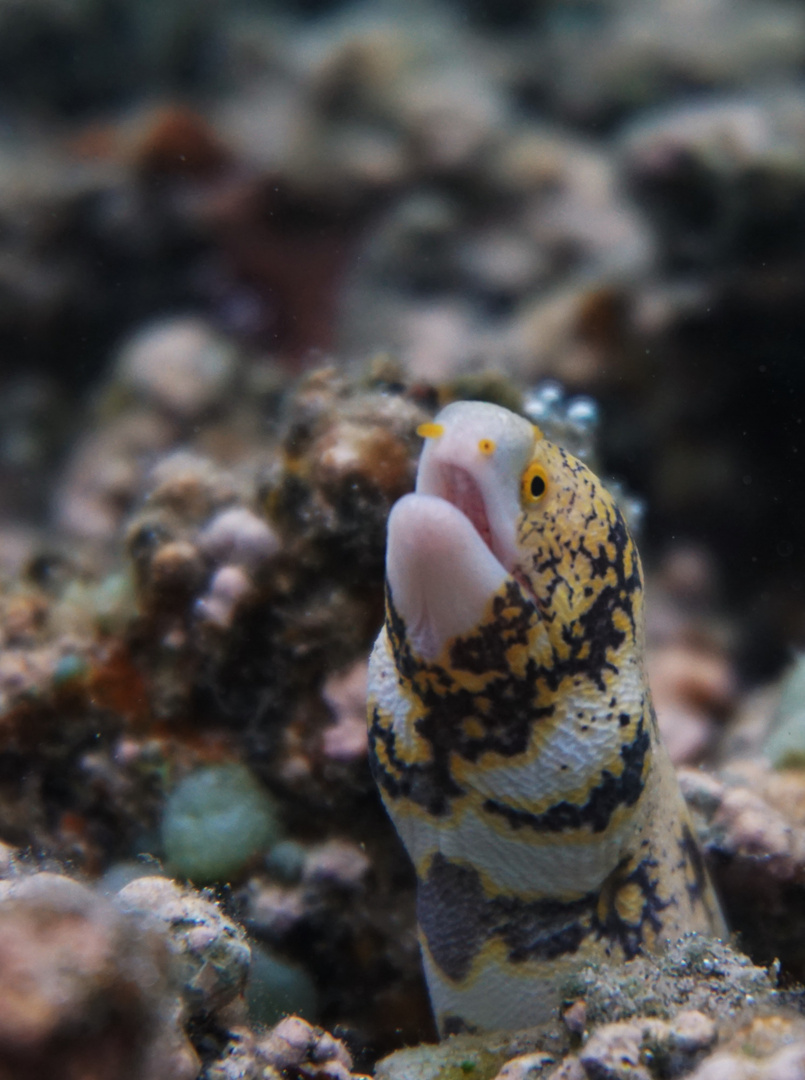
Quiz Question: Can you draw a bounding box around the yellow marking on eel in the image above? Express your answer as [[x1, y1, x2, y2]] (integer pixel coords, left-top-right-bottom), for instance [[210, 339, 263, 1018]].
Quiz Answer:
[[416, 422, 445, 439], [367, 400, 725, 1036]]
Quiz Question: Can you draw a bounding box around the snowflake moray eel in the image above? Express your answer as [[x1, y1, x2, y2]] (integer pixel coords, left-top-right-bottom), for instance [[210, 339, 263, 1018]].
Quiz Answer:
[[367, 400, 725, 1035]]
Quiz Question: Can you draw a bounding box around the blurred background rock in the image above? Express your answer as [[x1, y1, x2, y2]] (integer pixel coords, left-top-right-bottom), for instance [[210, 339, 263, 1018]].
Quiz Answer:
[[4, 0, 805, 1074]]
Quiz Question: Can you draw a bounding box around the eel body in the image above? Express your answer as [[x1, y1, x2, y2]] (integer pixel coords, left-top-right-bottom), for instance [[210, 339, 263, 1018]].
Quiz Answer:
[[367, 400, 725, 1035]]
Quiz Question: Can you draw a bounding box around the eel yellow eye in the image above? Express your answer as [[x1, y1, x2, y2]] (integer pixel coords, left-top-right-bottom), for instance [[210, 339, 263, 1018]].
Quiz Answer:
[[522, 463, 549, 503], [478, 438, 496, 456]]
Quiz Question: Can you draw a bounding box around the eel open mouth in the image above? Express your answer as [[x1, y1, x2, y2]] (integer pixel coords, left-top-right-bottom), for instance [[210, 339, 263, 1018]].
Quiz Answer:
[[385, 491, 509, 660], [434, 464, 496, 561], [384, 399, 537, 660], [387, 456, 514, 660]]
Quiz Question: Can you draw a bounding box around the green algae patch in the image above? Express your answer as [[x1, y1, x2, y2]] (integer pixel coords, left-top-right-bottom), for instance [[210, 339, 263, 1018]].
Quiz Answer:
[[162, 763, 281, 884]]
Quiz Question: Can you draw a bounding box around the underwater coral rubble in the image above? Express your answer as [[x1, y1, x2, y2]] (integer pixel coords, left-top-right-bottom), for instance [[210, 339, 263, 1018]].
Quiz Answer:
[[2, 2, 805, 653], [117, 876, 252, 1018], [0, 362, 426, 857], [4, 0, 805, 1074], [543, 1011, 805, 1080], [123, 364, 424, 747], [204, 1013, 365, 1080], [0, 855, 800, 1080], [0, 860, 367, 1080], [2, 363, 805, 1070], [1, 360, 805, 1075], [681, 759, 805, 987], [0, 366, 440, 1052], [0, 869, 199, 1080]]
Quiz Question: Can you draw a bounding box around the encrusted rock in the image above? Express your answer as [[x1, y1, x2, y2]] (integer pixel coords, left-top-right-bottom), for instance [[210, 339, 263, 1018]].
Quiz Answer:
[[202, 1026, 281, 1080], [321, 659, 369, 762], [142, 451, 242, 522], [571, 1010, 716, 1080], [686, 1015, 805, 1080], [148, 539, 206, 597], [561, 1001, 587, 1038], [573, 935, 776, 1029], [116, 875, 251, 1016], [0, 871, 197, 1080], [203, 1016, 356, 1080], [678, 760, 805, 980], [578, 1021, 651, 1080], [55, 411, 174, 542], [680, 760, 805, 980], [376, 1027, 567, 1080], [546, 1061, 585, 1080], [197, 507, 281, 571], [495, 1051, 557, 1080], [259, 1016, 353, 1079]]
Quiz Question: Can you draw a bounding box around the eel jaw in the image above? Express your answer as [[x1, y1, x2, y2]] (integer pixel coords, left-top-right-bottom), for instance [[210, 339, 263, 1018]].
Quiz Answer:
[[386, 493, 509, 661]]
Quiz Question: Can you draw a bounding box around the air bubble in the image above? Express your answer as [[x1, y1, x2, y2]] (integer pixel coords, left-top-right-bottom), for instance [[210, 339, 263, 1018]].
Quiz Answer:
[[523, 380, 564, 423], [566, 397, 599, 431]]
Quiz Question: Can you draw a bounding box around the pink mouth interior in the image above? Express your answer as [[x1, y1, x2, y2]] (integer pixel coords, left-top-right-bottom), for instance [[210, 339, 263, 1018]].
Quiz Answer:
[[433, 462, 538, 607], [439, 464, 496, 558]]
